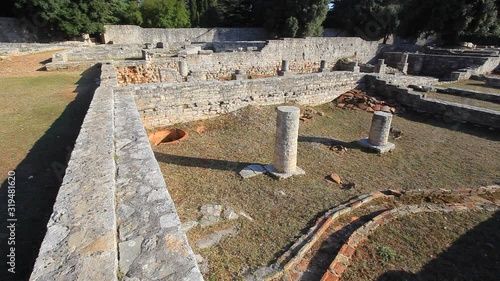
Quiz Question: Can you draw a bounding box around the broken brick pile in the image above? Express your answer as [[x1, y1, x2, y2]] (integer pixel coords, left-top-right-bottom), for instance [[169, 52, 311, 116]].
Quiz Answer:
[[335, 89, 396, 114]]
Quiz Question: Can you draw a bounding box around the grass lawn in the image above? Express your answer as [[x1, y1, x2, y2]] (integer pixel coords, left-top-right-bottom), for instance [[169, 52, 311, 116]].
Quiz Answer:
[[0, 74, 80, 178], [425, 91, 500, 111], [0, 52, 98, 280], [151, 104, 500, 280], [438, 79, 500, 95], [343, 210, 500, 281]]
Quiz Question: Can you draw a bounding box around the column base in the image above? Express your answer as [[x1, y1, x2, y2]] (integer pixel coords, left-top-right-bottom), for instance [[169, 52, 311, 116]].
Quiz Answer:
[[264, 165, 305, 180], [358, 138, 395, 153], [278, 70, 293, 76]]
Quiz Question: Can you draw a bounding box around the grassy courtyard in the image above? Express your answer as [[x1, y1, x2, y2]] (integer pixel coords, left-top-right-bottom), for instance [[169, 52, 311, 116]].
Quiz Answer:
[[152, 103, 500, 280], [0, 51, 98, 280]]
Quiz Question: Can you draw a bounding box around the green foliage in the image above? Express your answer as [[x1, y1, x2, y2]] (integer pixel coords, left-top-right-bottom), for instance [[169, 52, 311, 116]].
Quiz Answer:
[[283, 17, 299, 37], [15, 0, 127, 38], [376, 245, 397, 263], [252, 0, 329, 37], [397, 0, 500, 44], [325, 0, 402, 43], [123, 1, 143, 26], [140, 0, 190, 28], [188, 0, 219, 27]]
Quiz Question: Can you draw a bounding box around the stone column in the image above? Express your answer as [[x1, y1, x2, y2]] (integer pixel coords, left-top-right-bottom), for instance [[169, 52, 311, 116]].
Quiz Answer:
[[397, 53, 409, 74], [282, 60, 289, 72], [358, 111, 395, 153], [231, 69, 246, 80], [265, 106, 305, 179], [374, 59, 386, 74], [178, 61, 189, 77], [319, 60, 330, 73], [278, 60, 292, 76], [352, 61, 360, 73]]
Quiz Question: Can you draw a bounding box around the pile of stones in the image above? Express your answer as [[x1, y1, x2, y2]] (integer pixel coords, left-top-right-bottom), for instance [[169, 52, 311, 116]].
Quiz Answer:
[[335, 89, 396, 113]]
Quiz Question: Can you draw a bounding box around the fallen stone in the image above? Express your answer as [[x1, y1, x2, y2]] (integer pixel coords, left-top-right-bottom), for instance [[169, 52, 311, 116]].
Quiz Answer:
[[196, 226, 239, 249], [239, 164, 266, 179], [199, 204, 223, 227], [239, 211, 254, 222], [181, 221, 199, 232], [223, 207, 239, 220]]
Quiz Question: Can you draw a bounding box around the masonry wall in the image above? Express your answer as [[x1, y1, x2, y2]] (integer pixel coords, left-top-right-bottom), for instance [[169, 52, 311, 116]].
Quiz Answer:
[[30, 63, 203, 280], [383, 52, 500, 78], [116, 71, 364, 128], [365, 75, 500, 129], [103, 25, 268, 44], [116, 37, 381, 86]]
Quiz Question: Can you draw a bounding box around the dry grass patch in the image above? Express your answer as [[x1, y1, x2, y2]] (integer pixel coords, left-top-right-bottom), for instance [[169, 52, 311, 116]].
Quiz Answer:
[[425, 91, 500, 111], [152, 104, 499, 280], [438, 79, 500, 95], [343, 211, 499, 281]]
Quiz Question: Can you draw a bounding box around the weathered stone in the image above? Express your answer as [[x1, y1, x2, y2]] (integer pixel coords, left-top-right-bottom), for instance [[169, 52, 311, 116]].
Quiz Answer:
[[119, 237, 144, 275], [224, 207, 240, 220], [178, 60, 189, 77], [239, 164, 266, 179], [199, 204, 223, 227], [265, 106, 305, 179], [181, 221, 199, 232], [359, 111, 395, 153], [196, 226, 239, 249]]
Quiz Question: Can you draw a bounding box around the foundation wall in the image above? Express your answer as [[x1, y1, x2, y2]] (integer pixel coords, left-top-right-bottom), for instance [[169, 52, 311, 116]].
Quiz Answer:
[[116, 71, 364, 129]]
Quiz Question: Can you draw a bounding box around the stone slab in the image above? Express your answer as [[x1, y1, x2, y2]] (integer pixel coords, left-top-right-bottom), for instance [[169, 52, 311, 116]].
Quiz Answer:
[[264, 164, 306, 179], [239, 164, 266, 179], [358, 138, 395, 153]]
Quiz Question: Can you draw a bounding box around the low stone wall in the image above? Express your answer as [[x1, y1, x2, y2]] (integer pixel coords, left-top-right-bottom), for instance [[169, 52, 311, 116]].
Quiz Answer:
[[51, 45, 144, 63], [116, 37, 381, 86], [30, 63, 203, 280], [383, 52, 500, 79], [0, 42, 81, 57], [103, 25, 268, 44], [365, 75, 500, 129], [435, 87, 500, 103], [30, 64, 119, 281], [116, 71, 363, 128]]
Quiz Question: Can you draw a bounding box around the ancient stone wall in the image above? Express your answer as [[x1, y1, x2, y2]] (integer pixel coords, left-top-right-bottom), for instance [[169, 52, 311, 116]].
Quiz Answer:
[[365, 75, 500, 128], [383, 52, 500, 79], [116, 71, 364, 128], [103, 25, 268, 44], [30, 63, 203, 280], [116, 37, 381, 86]]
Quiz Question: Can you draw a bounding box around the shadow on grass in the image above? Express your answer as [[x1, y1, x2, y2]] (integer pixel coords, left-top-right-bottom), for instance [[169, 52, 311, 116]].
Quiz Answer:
[[154, 152, 257, 172], [297, 210, 388, 281], [396, 109, 500, 141], [0, 65, 99, 281], [377, 211, 500, 281], [298, 136, 373, 153]]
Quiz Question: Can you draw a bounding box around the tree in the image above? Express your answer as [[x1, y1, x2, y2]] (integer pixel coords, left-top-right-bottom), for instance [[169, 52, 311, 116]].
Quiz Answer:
[[15, 0, 127, 38], [188, 0, 220, 27], [141, 0, 190, 28], [397, 0, 500, 44], [253, 0, 330, 38], [123, 0, 143, 26], [325, 0, 402, 43]]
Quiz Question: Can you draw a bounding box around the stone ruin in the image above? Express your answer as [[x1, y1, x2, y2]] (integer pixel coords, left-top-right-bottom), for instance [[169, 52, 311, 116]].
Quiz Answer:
[[4, 25, 496, 281]]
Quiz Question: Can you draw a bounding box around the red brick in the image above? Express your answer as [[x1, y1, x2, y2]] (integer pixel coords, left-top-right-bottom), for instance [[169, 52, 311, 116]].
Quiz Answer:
[[332, 262, 347, 276], [320, 270, 339, 281], [338, 244, 356, 258]]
